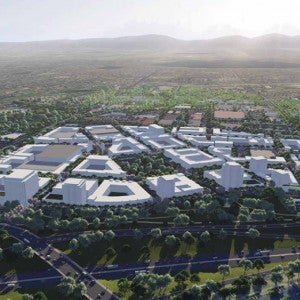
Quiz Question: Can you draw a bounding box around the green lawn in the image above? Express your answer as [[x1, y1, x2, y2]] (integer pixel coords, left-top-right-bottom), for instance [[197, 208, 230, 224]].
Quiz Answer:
[[99, 261, 292, 299], [53, 235, 233, 267], [0, 254, 49, 277], [53, 234, 300, 269], [0, 287, 72, 300]]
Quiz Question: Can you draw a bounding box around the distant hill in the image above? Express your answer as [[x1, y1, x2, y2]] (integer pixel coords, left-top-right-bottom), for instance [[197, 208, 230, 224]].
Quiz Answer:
[[1, 33, 300, 54]]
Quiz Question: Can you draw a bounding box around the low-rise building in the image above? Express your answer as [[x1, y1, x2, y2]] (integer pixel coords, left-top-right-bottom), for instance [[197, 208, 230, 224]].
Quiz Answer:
[[270, 169, 299, 191], [280, 139, 300, 151], [172, 126, 206, 136], [122, 124, 165, 138], [146, 173, 203, 200], [141, 134, 186, 150], [72, 155, 126, 178], [0, 144, 90, 175], [164, 148, 224, 169], [108, 137, 149, 157], [85, 125, 123, 141], [34, 127, 89, 144], [45, 178, 152, 206]]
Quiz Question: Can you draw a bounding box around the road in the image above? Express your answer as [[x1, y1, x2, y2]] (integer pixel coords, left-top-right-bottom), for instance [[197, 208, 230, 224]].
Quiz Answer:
[[0, 223, 118, 300], [1, 246, 300, 288], [1, 222, 300, 297], [42, 222, 300, 244]]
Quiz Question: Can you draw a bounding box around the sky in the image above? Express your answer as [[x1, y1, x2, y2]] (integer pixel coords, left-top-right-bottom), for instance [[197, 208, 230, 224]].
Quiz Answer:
[[0, 0, 300, 42]]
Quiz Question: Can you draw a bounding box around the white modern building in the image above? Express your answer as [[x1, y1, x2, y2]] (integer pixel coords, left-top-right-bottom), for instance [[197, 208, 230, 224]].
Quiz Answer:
[[72, 155, 126, 178], [146, 173, 203, 200], [270, 169, 299, 190], [87, 179, 152, 206], [85, 125, 123, 141], [204, 162, 244, 191], [0, 144, 90, 175], [179, 135, 214, 148], [44, 178, 152, 206], [141, 134, 186, 150], [280, 139, 300, 151], [208, 146, 247, 163], [34, 127, 89, 144], [164, 148, 224, 169], [122, 124, 165, 138], [0, 169, 48, 206], [108, 137, 149, 157], [44, 177, 98, 205], [212, 129, 273, 147], [172, 126, 207, 136], [249, 156, 268, 177]]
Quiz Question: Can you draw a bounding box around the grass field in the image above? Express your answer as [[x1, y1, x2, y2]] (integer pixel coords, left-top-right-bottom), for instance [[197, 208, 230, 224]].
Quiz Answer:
[[53, 234, 300, 268], [0, 287, 72, 300], [99, 261, 292, 299]]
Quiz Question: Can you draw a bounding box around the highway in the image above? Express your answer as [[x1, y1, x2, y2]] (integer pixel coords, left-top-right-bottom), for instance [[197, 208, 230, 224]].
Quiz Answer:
[[1, 247, 299, 287], [42, 222, 300, 244], [1, 222, 300, 298], [0, 223, 118, 300]]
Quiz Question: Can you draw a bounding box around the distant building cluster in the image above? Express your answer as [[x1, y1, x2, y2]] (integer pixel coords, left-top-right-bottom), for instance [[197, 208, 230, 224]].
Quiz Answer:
[[0, 104, 299, 208]]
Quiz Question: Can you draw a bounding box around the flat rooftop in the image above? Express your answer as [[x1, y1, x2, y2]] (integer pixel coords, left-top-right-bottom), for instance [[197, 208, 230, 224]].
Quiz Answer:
[[49, 131, 77, 139], [36, 145, 80, 159], [19, 161, 61, 171], [214, 111, 245, 119], [1, 133, 24, 140], [89, 128, 119, 135], [5, 169, 35, 180], [250, 149, 275, 159]]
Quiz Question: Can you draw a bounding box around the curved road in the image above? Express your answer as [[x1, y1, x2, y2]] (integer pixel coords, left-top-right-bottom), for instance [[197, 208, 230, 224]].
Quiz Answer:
[[0, 223, 118, 300]]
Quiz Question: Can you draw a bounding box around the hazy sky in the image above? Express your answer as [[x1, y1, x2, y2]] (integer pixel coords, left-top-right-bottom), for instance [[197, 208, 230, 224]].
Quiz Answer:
[[1, 0, 300, 42]]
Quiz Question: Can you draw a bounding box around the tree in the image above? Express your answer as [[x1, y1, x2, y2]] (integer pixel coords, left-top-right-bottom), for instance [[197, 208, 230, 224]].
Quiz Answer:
[[132, 283, 148, 298], [134, 228, 143, 240], [104, 230, 115, 242], [11, 242, 24, 255], [205, 279, 219, 294], [253, 259, 265, 274], [117, 278, 131, 296], [165, 235, 177, 247], [190, 273, 200, 283], [183, 200, 191, 210], [69, 238, 79, 252], [174, 213, 190, 226], [22, 247, 34, 259], [73, 282, 87, 299], [174, 272, 187, 289], [150, 228, 162, 239], [199, 231, 210, 244], [33, 291, 48, 300], [92, 217, 101, 229], [250, 209, 267, 221], [247, 228, 260, 239], [288, 259, 300, 279], [218, 287, 232, 299], [157, 274, 172, 293], [239, 259, 253, 275], [271, 271, 284, 287], [0, 229, 9, 241], [218, 264, 231, 282], [182, 231, 194, 246], [22, 295, 34, 300], [57, 277, 76, 297], [218, 228, 227, 240]]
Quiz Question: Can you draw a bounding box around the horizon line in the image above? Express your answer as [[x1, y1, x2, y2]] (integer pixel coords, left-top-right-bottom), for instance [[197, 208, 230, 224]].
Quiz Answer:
[[1, 32, 300, 44]]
